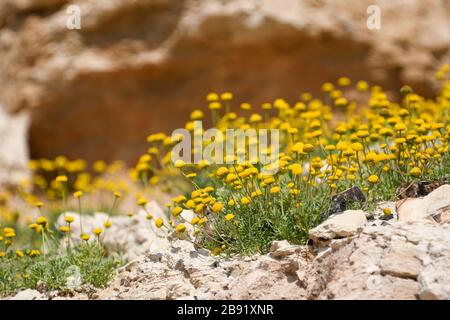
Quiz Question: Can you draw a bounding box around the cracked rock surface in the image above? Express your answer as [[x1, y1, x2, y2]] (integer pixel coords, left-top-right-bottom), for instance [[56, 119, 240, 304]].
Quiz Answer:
[[71, 220, 448, 300], [9, 185, 450, 300]]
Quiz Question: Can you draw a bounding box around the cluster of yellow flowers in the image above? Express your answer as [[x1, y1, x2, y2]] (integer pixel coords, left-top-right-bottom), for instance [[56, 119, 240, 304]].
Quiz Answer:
[[1, 65, 449, 257], [24, 157, 130, 200], [0, 185, 123, 259], [0, 223, 40, 258], [133, 65, 450, 253], [0, 157, 132, 225]]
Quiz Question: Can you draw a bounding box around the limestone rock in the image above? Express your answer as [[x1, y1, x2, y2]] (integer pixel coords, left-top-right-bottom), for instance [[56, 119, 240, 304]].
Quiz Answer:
[[309, 210, 367, 245], [92, 239, 312, 300], [8, 289, 46, 300], [311, 221, 450, 300], [418, 260, 450, 300], [0, 104, 30, 186], [10, 216, 450, 300], [88, 219, 450, 300], [379, 244, 422, 280], [397, 185, 450, 224], [268, 240, 305, 258]]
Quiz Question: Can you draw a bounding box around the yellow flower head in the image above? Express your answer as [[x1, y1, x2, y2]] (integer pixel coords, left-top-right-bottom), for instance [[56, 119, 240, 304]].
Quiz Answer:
[[190, 110, 204, 120], [368, 175, 379, 184], [410, 167, 422, 177], [155, 218, 164, 228], [303, 144, 314, 153], [289, 163, 302, 175], [55, 175, 68, 183], [240, 103, 251, 110], [174, 160, 186, 168], [172, 206, 183, 217], [263, 176, 275, 184], [73, 191, 83, 198], [36, 216, 47, 226], [28, 223, 38, 230], [191, 217, 200, 225], [249, 113, 263, 123], [34, 201, 44, 208], [206, 92, 219, 102], [175, 224, 186, 233], [137, 198, 148, 207], [241, 197, 251, 205], [29, 250, 41, 257], [225, 213, 235, 222], [59, 226, 70, 233], [216, 167, 229, 176], [211, 202, 224, 213], [208, 102, 221, 110], [269, 186, 281, 194], [221, 92, 233, 101]]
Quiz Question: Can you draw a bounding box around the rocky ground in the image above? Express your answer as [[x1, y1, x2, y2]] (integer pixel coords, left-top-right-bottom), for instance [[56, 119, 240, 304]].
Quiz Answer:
[[7, 184, 450, 300]]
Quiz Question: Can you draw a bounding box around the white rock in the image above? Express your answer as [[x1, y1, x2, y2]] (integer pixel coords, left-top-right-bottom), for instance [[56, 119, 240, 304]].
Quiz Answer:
[[269, 240, 303, 258], [309, 210, 367, 244], [0, 105, 29, 186], [397, 185, 450, 224], [9, 289, 46, 300], [418, 259, 450, 300]]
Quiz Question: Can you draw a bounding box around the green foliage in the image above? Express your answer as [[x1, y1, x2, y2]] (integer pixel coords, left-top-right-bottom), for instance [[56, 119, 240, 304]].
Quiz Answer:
[[0, 243, 120, 297]]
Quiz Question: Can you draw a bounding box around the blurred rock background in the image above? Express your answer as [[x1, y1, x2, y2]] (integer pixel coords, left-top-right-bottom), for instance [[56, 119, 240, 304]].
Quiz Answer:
[[0, 0, 449, 185]]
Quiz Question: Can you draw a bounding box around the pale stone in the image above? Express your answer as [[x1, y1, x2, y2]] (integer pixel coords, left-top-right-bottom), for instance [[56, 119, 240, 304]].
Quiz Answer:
[[418, 259, 450, 300], [309, 210, 367, 244], [397, 185, 450, 224], [8, 289, 46, 300], [379, 245, 422, 279], [0, 104, 30, 186], [11, 205, 450, 300]]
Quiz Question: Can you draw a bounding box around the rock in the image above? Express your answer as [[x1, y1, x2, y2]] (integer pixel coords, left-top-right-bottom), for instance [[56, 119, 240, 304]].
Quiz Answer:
[[89, 219, 450, 300], [310, 221, 450, 300], [397, 185, 450, 224], [418, 260, 450, 300], [11, 215, 450, 300], [268, 240, 303, 258], [9, 289, 46, 300], [309, 210, 367, 245], [1, 0, 449, 166], [372, 201, 397, 221], [379, 244, 422, 280], [91, 238, 311, 300], [0, 104, 30, 186]]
